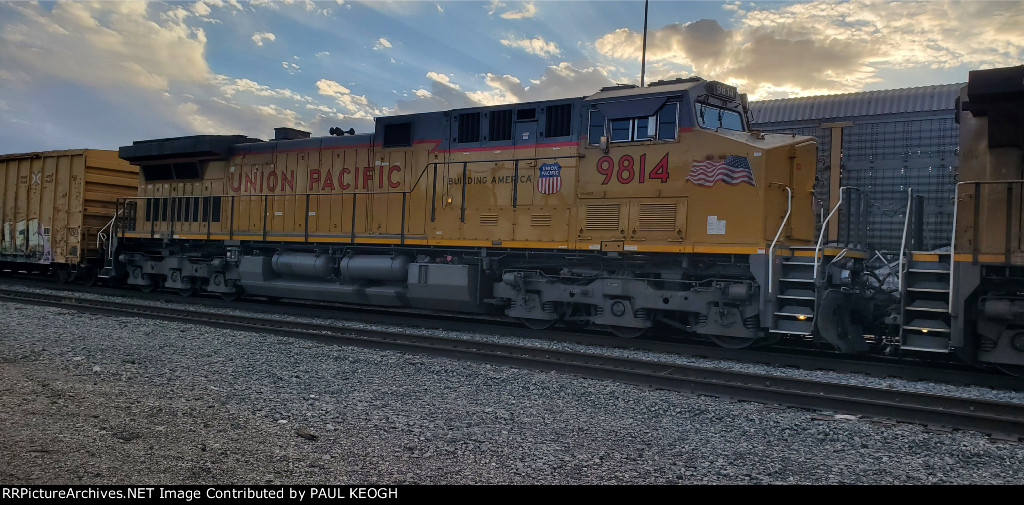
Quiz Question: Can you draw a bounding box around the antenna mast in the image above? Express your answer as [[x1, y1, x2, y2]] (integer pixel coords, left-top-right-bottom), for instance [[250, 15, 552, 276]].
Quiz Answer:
[[640, 0, 649, 87]]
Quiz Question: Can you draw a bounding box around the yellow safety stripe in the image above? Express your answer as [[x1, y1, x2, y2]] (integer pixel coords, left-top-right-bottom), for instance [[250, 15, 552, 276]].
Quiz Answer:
[[123, 231, 868, 257]]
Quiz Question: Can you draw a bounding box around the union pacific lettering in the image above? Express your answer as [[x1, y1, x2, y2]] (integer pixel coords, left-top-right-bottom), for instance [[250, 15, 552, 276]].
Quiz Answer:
[[229, 166, 402, 193], [229, 168, 297, 193]]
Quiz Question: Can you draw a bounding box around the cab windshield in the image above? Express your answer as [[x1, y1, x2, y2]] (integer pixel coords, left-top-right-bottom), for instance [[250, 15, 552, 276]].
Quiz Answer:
[[696, 103, 744, 131]]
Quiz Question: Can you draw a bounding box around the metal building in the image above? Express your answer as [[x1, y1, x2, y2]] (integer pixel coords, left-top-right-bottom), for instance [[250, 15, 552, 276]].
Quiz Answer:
[[749, 84, 962, 251]]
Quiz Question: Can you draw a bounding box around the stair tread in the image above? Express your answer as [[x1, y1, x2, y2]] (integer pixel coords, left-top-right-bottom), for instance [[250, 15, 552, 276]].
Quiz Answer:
[[901, 346, 952, 353], [773, 319, 814, 333], [777, 305, 814, 316], [903, 319, 951, 331], [781, 288, 814, 295], [901, 332, 951, 352], [906, 300, 950, 312], [907, 280, 950, 293], [780, 278, 815, 283], [905, 306, 950, 313]]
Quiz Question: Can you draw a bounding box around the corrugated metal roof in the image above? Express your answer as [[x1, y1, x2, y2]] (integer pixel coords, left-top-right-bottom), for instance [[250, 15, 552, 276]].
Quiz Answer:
[[749, 83, 964, 125]]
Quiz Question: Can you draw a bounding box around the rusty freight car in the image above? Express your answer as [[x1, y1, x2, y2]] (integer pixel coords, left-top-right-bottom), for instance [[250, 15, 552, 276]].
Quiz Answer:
[[0, 149, 138, 282]]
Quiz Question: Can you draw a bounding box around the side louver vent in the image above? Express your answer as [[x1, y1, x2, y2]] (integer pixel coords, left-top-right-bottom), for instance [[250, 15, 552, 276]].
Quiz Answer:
[[479, 213, 499, 226], [638, 203, 676, 231], [585, 204, 619, 230], [530, 214, 552, 226]]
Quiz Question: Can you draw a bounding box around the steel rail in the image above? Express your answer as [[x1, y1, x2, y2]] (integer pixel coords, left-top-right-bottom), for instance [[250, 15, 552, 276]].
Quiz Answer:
[[0, 279, 1020, 391], [2, 288, 1022, 441]]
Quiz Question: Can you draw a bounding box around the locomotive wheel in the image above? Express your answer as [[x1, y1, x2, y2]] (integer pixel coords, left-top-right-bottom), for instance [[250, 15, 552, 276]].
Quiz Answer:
[[138, 283, 156, 293], [708, 334, 758, 349], [178, 287, 196, 297], [219, 290, 241, 301], [519, 317, 555, 330], [608, 325, 646, 338]]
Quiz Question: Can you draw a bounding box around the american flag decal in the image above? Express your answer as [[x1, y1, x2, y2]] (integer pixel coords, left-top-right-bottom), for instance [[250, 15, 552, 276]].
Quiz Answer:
[[538, 162, 562, 195], [686, 156, 755, 187]]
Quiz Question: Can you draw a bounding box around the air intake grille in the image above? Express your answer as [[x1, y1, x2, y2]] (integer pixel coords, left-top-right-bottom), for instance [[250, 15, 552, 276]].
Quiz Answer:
[[479, 213, 499, 226], [586, 204, 619, 230], [530, 214, 552, 226], [638, 203, 676, 231]]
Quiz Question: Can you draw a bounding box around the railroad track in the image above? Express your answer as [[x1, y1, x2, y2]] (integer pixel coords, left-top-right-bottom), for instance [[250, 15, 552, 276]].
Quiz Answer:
[[2, 286, 1023, 442], [1, 276, 1020, 392]]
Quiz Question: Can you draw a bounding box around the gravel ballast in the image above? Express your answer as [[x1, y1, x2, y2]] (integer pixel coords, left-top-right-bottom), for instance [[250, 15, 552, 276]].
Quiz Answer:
[[6, 282, 1024, 404], [2, 299, 1023, 484]]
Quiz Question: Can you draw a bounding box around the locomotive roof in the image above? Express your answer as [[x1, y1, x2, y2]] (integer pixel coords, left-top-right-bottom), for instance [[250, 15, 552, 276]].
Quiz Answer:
[[585, 78, 704, 102]]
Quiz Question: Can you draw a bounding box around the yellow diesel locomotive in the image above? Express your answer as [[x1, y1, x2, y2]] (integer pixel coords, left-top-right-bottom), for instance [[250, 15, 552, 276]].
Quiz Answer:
[[106, 77, 874, 351], [930, 65, 1024, 373]]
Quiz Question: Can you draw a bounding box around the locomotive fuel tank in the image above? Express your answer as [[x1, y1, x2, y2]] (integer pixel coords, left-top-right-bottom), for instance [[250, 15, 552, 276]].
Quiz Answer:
[[272, 252, 335, 278], [340, 255, 412, 281]]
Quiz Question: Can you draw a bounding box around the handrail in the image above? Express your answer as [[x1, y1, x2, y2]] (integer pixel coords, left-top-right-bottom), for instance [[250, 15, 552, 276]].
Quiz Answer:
[[949, 179, 1024, 312], [97, 207, 126, 259], [813, 186, 856, 283], [949, 184, 959, 312], [872, 250, 899, 291], [767, 185, 792, 294], [898, 188, 913, 294], [116, 153, 584, 244]]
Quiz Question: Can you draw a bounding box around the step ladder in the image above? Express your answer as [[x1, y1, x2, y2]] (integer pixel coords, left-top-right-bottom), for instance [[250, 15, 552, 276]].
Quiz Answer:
[[770, 249, 818, 337], [900, 251, 952, 352]]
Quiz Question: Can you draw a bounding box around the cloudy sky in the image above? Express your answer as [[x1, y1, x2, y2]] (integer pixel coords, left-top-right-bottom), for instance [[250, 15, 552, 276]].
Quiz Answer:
[[1, 0, 1021, 153]]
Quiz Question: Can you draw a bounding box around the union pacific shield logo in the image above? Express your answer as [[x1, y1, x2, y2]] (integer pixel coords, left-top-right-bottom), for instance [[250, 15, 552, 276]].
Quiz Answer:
[[538, 162, 562, 195]]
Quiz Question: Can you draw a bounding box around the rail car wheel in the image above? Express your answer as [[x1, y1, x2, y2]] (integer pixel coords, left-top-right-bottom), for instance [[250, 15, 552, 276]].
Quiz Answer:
[[519, 317, 556, 330], [53, 266, 76, 284], [708, 334, 758, 349], [607, 325, 646, 339], [80, 269, 98, 287]]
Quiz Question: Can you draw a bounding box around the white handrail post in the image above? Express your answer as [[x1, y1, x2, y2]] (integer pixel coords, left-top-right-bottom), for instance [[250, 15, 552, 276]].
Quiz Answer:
[[899, 188, 913, 294], [814, 187, 847, 283], [949, 183, 962, 313], [767, 186, 792, 295], [98, 201, 126, 261]]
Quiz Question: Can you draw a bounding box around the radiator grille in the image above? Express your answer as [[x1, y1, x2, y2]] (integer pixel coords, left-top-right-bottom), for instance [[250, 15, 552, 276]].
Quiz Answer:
[[530, 214, 552, 226], [479, 213, 499, 226], [585, 204, 619, 230], [638, 203, 676, 231]]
